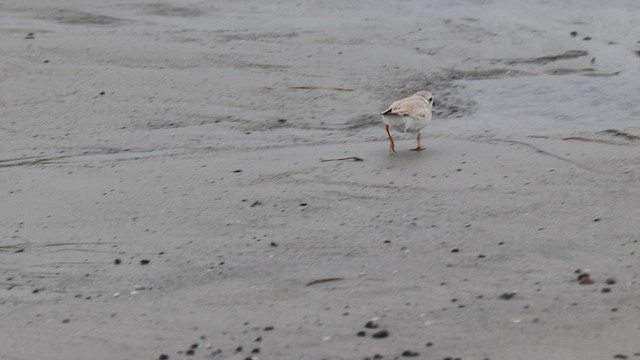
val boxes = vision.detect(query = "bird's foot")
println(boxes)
[409,146,426,152]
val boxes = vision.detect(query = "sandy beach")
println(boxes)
[2,1,640,359]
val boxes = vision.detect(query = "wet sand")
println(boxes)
[2,1,640,359]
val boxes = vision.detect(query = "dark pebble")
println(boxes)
[299,203,308,207]
[251,348,260,354]
[114,258,121,265]
[357,330,367,337]
[426,342,433,347]
[255,337,262,342]
[159,354,169,360]
[570,31,578,37]
[478,254,486,258]
[383,240,391,244]
[99,91,106,96]
[371,330,389,339]
[605,278,616,285]
[44,60,50,63]
[614,355,628,359]
[602,288,611,293]
[583,36,591,41]
[264,326,274,331]
[190,344,198,349]
[499,292,517,300]
[451,248,459,253]
[373,354,383,359]
[577,273,590,281]
[233,169,242,173]
[593,218,601,222]
[277,119,287,124]
[140,259,150,265]
[269,242,278,247]
[235,346,243,353]
[401,350,419,357]
[364,320,379,329]
[185,349,195,356]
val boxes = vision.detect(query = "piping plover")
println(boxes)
[381,91,435,152]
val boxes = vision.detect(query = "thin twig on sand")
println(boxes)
[289,85,354,91]
[320,156,364,162]
[306,277,345,287]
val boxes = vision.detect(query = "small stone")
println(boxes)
[605,278,616,285]
[593,218,601,222]
[356,330,367,337]
[269,242,278,247]
[451,248,459,253]
[114,258,121,265]
[299,203,308,207]
[426,342,433,347]
[62,318,70,323]
[277,119,287,124]
[577,273,590,281]
[235,346,243,353]
[99,91,106,96]
[159,354,169,360]
[140,259,150,265]
[579,277,594,285]
[371,330,389,339]
[570,31,578,37]
[601,287,611,293]
[583,36,591,41]
[190,344,198,349]
[373,355,383,359]
[364,320,379,329]
[251,348,260,354]
[614,355,628,359]
[383,240,391,244]
[263,326,274,331]
[499,292,517,300]
[401,351,419,357]
[255,337,262,342]
[233,169,242,173]
[185,349,195,356]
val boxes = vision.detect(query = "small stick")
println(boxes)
[289,85,354,91]
[320,156,364,162]
[306,277,345,287]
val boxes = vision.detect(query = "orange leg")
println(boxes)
[409,132,426,151]
[385,124,395,152]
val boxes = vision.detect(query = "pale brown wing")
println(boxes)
[382,97,428,118]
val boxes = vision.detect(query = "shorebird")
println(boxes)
[381,91,435,152]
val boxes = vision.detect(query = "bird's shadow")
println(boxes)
[380,147,433,165]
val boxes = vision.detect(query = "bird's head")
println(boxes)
[414,91,435,107]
